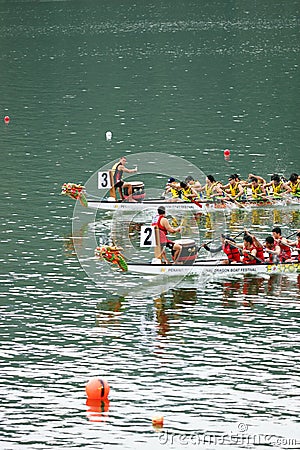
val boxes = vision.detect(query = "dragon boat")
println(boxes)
[126,259,300,277]
[61,181,300,213]
[94,238,300,277]
[86,196,300,213]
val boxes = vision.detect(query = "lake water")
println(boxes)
[0,1,299,449]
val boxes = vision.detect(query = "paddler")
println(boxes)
[243,175,267,201]
[198,175,223,200]
[264,236,281,263]
[244,229,265,262]
[264,174,291,198]
[241,234,259,264]
[165,177,182,202]
[179,181,199,202]
[289,231,300,261]
[287,173,300,198]
[184,175,202,192]
[201,234,241,265]
[221,175,245,202]
[272,227,292,262]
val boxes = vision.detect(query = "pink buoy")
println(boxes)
[4,115,10,124]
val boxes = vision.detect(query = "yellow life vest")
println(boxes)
[170,186,181,198]
[205,182,217,198]
[181,186,193,202]
[229,182,240,197]
[291,181,300,197]
[251,184,264,199]
[272,181,283,196]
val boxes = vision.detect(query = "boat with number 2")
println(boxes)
[127,260,300,277]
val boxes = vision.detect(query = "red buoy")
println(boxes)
[85,377,110,400]
[224,149,230,157]
[4,115,10,124]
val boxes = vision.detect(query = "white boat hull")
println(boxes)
[87,199,205,212]
[87,197,300,213]
[127,260,300,276]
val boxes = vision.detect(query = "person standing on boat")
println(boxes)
[151,206,182,263]
[272,227,292,262]
[111,156,138,200]
[264,236,281,263]
[201,234,241,264]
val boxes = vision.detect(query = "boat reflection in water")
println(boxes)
[96,296,125,328]
[218,273,300,308]
[153,288,198,337]
[220,275,264,308]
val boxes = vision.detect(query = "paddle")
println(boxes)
[200,230,245,249]
[190,197,203,208]
[225,195,245,209]
[287,230,299,239]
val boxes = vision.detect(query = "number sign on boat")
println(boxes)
[140,226,157,247]
[98,171,112,190]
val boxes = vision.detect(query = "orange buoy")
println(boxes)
[224,149,230,157]
[4,115,10,124]
[152,415,164,427]
[85,377,110,400]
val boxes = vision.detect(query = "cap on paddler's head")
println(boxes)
[158,206,166,215]
[168,177,176,183]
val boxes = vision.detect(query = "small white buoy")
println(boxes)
[105,131,112,141]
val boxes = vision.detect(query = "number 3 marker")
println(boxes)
[98,171,112,189]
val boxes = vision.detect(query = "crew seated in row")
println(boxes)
[202,228,300,264]
[164,171,299,203]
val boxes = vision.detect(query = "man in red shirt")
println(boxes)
[151,206,182,263]
[272,227,292,262]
